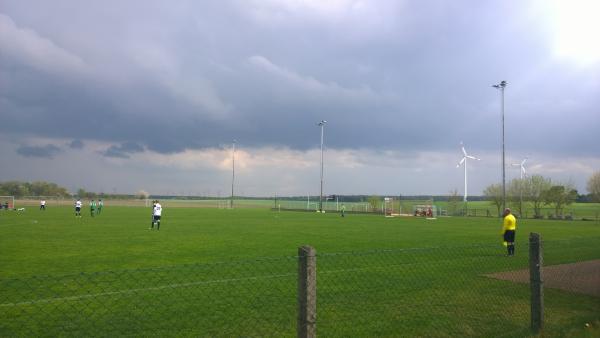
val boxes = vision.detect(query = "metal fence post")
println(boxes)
[529,233,543,333]
[298,246,317,338]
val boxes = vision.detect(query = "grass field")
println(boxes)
[1,206,599,337]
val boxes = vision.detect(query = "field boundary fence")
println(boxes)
[11,197,600,221]
[2,234,599,336]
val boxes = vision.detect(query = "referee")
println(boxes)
[502,208,517,256]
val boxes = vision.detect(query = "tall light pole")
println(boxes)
[317,120,327,213]
[492,80,507,213]
[230,139,236,209]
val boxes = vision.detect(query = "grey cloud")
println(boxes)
[101,142,145,158]
[69,139,84,149]
[0,0,598,160]
[16,144,62,158]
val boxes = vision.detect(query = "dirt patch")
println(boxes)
[486,260,600,297]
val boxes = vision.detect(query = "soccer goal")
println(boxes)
[412,204,438,218]
[384,197,397,217]
[0,196,15,210]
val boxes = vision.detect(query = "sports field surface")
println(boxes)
[1,206,599,337]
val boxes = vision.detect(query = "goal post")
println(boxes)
[384,197,396,217]
[0,196,15,210]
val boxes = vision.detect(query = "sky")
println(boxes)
[1,0,599,197]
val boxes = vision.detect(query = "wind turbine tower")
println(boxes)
[456,142,481,202]
[511,157,528,216]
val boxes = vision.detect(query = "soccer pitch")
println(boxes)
[1,206,599,337]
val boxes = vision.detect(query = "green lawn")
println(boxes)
[1,207,599,337]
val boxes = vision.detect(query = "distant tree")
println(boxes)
[76,188,87,198]
[367,195,381,212]
[0,181,30,197]
[483,184,503,216]
[543,184,578,217]
[508,178,529,217]
[29,181,46,196]
[587,171,600,202]
[447,189,461,215]
[76,188,96,199]
[525,175,552,218]
[136,190,150,200]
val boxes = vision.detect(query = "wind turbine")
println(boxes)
[511,157,528,179]
[456,142,481,202]
[511,157,528,217]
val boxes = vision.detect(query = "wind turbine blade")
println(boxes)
[522,158,528,165]
[511,163,520,167]
[466,155,480,160]
[461,146,467,156]
[457,157,466,167]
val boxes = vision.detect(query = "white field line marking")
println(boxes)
[0,264,406,308]
[0,273,295,307]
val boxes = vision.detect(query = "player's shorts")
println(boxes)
[503,230,516,242]
[75,207,81,212]
[153,215,161,221]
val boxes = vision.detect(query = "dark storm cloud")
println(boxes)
[69,139,84,149]
[16,144,62,158]
[0,1,599,157]
[101,142,145,159]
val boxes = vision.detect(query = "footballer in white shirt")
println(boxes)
[75,199,82,217]
[150,201,162,230]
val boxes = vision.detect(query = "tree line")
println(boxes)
[0,181,136,200]
[0,181,70,198]
[482,171,600,218]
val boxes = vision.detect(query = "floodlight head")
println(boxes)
[317,120,327,126]
[493,81,508,89]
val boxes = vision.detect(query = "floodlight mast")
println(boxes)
[493,80,507,212]
[318,120,327,212]
[230,139,236,209]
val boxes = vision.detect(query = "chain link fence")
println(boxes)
[1,235,598,337]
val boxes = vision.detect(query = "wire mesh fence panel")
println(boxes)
[1,238,598,336]
[0,257,297,337]
[530,237,600,336]
[317,245,535,337]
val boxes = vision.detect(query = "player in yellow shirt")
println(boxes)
[502,208,517,256]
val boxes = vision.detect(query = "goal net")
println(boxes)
[0,196,15,210]
[19,195,67,207]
